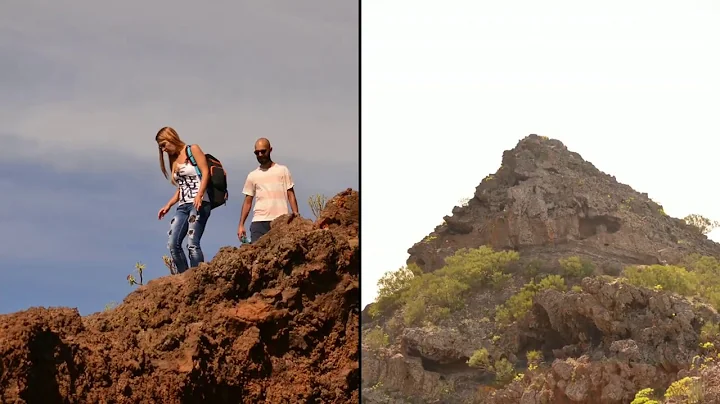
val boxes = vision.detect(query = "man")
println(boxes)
[238,138,300,243]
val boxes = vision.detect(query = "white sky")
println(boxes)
[361,1,720,307]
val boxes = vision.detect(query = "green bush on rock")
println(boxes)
[495,275,566,325]
[370,246,519,327]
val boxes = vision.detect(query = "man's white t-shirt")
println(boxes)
[242,163,294,222]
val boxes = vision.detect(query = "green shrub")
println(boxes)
[403,296,451,326]
[525,259,542,278]
[631,388,660,404]
[403,273,468,311]
[526,350,543,365]
[493,358,515,383]
[364,327,390,349]
[373,246,519,326]
[683,214,720,235]
[127,262,146,286]
[700,321,720,343]
[372,264,423,316]
[559,256,594,278]
[664,376,703,403]
[468,350,516,384]
[623,265,698,296]
[495,275,566,325]
[620,256,720,312]
[467,348,491,369]
[308,193,328,219]
[438,246,518,289]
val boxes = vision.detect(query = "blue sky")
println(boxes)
[0,1,358,315]
[362,0,720,307]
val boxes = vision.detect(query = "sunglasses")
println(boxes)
[254,149,268,156]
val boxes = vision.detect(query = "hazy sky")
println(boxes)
[362,1,720,307]
[0,1,358,315]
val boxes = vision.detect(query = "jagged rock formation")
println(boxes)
[361,135,720,403]
[0,189,359,403]
[407,134,720,274]
[489,277,719,403]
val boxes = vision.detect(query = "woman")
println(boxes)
[155,126,212,274]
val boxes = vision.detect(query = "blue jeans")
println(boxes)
[250,221,272,243]
[167,201,212,273]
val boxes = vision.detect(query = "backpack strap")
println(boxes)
[186,145,201,177]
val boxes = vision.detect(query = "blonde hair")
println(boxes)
[155,126,186,186]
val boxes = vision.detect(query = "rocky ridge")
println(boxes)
[361,135,720,403]
[407,134,720,274]
[0,189,359,404]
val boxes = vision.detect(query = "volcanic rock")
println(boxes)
[0,189,359,403]
[362,135,720,403]
[407,134,720,274]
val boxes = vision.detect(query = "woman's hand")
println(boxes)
[158,205,171,220]
[193,194,203,211]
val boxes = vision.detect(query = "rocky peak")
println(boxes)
[408,134,720,274]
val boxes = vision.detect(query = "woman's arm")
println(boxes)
[165,188,180,208]
[191,144,211,197]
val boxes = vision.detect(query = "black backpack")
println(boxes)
[186,145,228,209]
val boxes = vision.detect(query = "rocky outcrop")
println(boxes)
[362,134,720,403]
[517,277,715,366]
[407,134,720,273]
[0,190,359,403]
[487,277,719,403]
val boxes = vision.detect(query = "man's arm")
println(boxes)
[287,187,299,215]
[240,195,253,228]
[284,166,299,215]
[239,175,255,228]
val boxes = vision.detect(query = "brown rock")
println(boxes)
[0,189,360,403]
[407,134,720,273]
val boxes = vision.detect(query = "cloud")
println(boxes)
[0,0,358,168]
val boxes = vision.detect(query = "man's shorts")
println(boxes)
[250,221,272,243]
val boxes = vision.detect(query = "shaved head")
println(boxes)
[255,138,271,149]
[254,137,273,167]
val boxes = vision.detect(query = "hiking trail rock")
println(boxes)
[0,189,359,404]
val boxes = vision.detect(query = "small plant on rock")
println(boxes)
[467,348,491,369]
[163,255,177,275]
[684,213,720,235]
[526,350,543,370]
[371,246,518,327]
[370,264,422,318]
[664,376,703,403]
[495,275,566,325]
[308,193,328,219]
[493,358,515,384]
[127,262,146,286]
[559,256,594,278]
[630,388,660,404]
[364,326,390,349]
[623,264,698,296]
[700,321,720,343]
[467,349,516,384]
[440,246,518,290]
